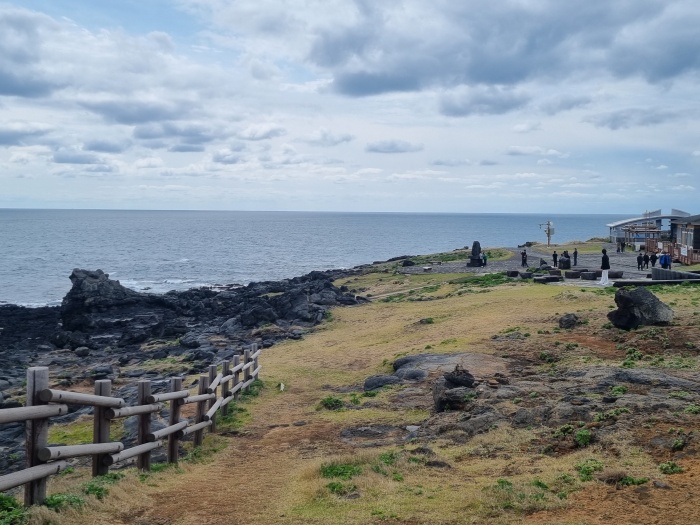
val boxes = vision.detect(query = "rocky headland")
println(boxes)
[0,267,366,472]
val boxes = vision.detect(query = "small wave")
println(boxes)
[14,300,62,308]
[163,278,196,284]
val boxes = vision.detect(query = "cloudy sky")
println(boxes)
[1,0,699,213]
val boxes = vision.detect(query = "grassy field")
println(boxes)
[11,267,700,525]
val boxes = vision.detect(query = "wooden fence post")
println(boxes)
[232,355,241,401]
[167,377,182,465]
[92,379,111,477]
[25,367,49,506]
[252,343,260,379]
[194,375,208,448]
[207,365,217,433]
[243,348,252,388]
[137,380,151,471]
[221,361,231,417]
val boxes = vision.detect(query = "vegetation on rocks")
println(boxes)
[4,248,700,525]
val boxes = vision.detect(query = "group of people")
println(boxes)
[520,245,673,286]
[636,250,672,270]
[552,249,578,269]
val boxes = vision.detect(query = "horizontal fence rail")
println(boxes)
[0,344,262,506]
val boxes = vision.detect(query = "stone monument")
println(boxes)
[467,241,483,267]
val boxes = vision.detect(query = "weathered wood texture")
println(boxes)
[0,345,262,506]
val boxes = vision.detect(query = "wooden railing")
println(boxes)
[0,344,261,506]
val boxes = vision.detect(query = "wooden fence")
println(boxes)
[0,344,261,506]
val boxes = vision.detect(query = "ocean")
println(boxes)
[0,210,626,306]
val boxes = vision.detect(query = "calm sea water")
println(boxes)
[0,210,626,306]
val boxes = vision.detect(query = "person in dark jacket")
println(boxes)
[521,250,527,267]
[599,248,610,285]
[643,252,650,269]
[636,252,644,270]
[650,252,658,267]
[552,251,558,268]
[573,248,578,266]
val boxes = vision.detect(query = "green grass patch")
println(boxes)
[43,493,85,511]
[320,462,362,480]
[575,458,604,481]
[82,472,125,500]
[659,461,683,474]
[0,493,27,525]
[319,396,344,410]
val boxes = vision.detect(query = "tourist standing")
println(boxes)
[643,252,650,269]
[482,252,488,266]
[552,251,558,268]
[573,248,578,266]
[660,252,670,269]
[521,250,528,267]
[650,252,658,267]
[599,248,610,285]
[636,252,644,270]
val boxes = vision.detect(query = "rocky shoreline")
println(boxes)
[0,267,368,473]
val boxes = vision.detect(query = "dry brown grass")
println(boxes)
[27,273,700,525]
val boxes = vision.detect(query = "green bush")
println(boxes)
[610,385,628,396]
[618,476,649,486]
[574,429,593,447]
[326,481,357,496]
[82,472,125,500]
[659,461,683,475]
[43,493,85,511]
[0,494,27,525]
[319,396,344,410]
[320,462,362,480]
[575,458,604,481]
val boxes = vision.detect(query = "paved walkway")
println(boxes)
[399,244,657,285]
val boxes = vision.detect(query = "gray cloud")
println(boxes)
[133,122,218,144]
[0,121,52,145]
[301,1,685,98]
[53,150,102,164]
[540,96,592,115]
[168,144,206,153]
[440,87,530,117]
[0,8,63,97]
[83,140,130,153]
[80,99,193,125]
[585,108,681,129]
[365,140,423,153]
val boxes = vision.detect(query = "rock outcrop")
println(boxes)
[607,287,673,330]
[0,267,366,473]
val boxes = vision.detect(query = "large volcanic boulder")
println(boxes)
[61,269,144,331]
[607,287,673,330]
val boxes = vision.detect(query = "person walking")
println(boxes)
[660,251,670,269]
[650,252,658,267]
[637,252,644,270]
[552,251,558,268]
[521,250,528,268]
[643,252,650,269]
[599,248,610,285]
[573,248,578,266]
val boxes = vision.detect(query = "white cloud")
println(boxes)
[365,140,423,153]
[1,2,699,213]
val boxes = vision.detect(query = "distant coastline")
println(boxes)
[0,210,626,306]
